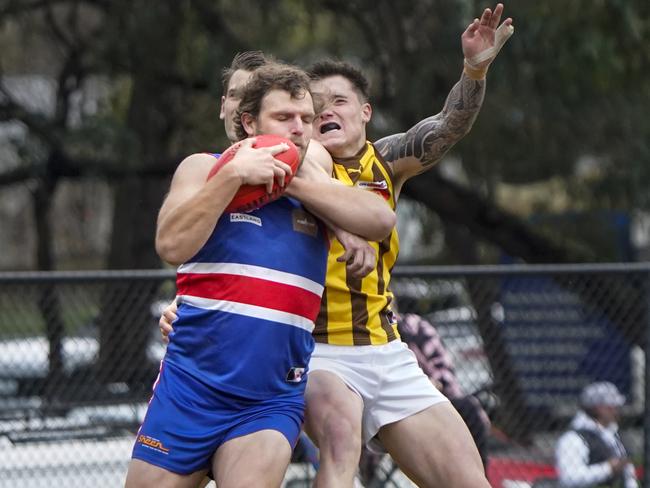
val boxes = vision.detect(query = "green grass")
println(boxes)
[0,278,177,338]
[0,286,101,337]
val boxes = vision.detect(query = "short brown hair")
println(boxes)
[221,51,270,93]
[308,59,370,102]
[233,63,312,141]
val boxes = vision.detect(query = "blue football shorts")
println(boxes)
[131,360,305,474]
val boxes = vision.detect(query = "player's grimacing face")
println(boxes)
[311,75,371,158]
[220,69,254,142]
[253,89,315,162]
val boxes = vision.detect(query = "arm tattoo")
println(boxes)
[376,73,486,170]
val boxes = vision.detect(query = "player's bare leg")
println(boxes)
[211,429,292,488]
[305,370,364,488]
[124,459,208,488]
[378,402,490,488]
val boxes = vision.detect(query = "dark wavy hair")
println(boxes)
[221,51,270,93]
[233,63,312,141]
[307,59,370,102]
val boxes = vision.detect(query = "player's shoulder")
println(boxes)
[180,151,219,165]
[373,133,404,164]
[177,152,219,172]
[172,152,219,183]
[374,133,425,185]
[306,139,333,171]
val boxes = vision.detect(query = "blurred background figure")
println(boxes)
[555,381,638,488]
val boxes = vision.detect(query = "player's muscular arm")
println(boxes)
[379,3,513,190]
[288,140,396,241]
[287,173,395,242]
[295,142,378,278]
[155,153,242,266]
[157,140,293,265]
[375,73,485,182]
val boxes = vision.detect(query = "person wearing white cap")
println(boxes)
[554,381,638,488]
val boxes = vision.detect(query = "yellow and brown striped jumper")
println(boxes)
[313,141,400,346]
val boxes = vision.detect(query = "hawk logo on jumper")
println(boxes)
[286,367,306,383]
[292,209,318,237]
[357,181,388,191]
[230,213,262,226]
[137,434,170,454]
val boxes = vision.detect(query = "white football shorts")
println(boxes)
[309,339,448,452]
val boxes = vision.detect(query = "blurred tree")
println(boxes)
[1,0,221,390]
[0,0,108,397]
[310,0,650,233]
[1,0,648,436]
[4,0,647,270]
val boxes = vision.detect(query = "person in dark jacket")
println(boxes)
[555,381,638,488]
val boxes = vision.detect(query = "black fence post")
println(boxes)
[645,270,650,488]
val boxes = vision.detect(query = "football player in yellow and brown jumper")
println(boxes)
[304,4,513,487]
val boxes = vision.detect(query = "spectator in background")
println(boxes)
[555,381,638,488]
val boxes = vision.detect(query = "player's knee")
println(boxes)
[319,415,362,462]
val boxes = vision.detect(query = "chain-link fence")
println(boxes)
[0,264,648,487]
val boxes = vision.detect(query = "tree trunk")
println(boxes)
[97,3,182,389]
[32,176,65,401]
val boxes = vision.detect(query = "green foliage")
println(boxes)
[472,0,650,206]
[1,0,648,268]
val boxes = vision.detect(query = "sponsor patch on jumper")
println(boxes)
[230,213,262,226]
[286,367,306,383]
[292,209,318,237]
[357,180,388,191]
[357,180,390,200]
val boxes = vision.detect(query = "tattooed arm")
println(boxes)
[374,73,485,187]
[376,3,513,195]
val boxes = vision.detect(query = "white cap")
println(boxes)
[580,381,625,408]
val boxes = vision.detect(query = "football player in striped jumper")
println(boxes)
[126,63,395,488]
[304,4,513,487]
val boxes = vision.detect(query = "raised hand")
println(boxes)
[462,3,514,70]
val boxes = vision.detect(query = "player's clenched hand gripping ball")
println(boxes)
[207,134,300,213]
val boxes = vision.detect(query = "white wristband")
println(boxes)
[466,23,514,68]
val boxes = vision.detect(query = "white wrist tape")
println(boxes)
[465,23,514,68]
